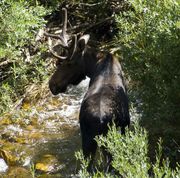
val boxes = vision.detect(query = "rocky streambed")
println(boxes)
[0,78,90,178]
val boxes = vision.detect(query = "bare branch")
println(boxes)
[78,2,104,7]
[0,60,12,67]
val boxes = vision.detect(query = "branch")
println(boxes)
[84,16,114,32]
[0,60,12,67]
[68,16,115,34]
[78,2,104,7]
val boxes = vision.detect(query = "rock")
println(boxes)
[35,154,58,173]
[0,149,18,166]
[35,163,50,172]
[7,167,30,177]
[0,117,12,125]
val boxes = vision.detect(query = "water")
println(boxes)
[0,158,8,173]
[0,78,90,177]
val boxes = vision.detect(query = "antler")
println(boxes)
[61,8,68,47]
[44,8,77,60]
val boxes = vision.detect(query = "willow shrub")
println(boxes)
[76,123,180,178]
[115,0,180,119]
[0,0,48,114]
[0,0,47,59]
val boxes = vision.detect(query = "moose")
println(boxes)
[46,8,130,171]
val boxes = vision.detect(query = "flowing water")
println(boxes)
[0,78,90,177]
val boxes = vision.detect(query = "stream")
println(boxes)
[0,78,90,177]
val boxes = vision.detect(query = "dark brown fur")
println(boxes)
[49,35,130,170]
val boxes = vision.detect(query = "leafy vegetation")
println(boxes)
[115,0,180,120]
[76,123,180,178]
[0,0,47,59]
[114,0,180,171]
[0,0,48,114]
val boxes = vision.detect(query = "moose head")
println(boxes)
[46,8,91,95]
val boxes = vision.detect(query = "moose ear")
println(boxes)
[77,34,90,52]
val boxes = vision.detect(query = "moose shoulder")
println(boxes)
[47,8,130,170]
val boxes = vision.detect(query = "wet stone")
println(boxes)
[0,117,12,125]
[35,154,59,173]
[0,149,18,166]
[6,166,30,177]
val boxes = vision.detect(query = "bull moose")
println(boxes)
[46,8,130,171]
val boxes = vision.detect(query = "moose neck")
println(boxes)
[82,50,126,91]
[83,50,121,79]
[82,48,98,78]
[94,53,115,77]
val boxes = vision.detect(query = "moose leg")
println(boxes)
[81,133,97,172]
[101,147,112,173]
[121,126,125,135]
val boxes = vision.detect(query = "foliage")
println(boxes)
[76,123,180,177]
[30,0,63,9]
[0,0,48,114]
[0,0,47,59]
[0,83,15,113]
[115,0,180,119]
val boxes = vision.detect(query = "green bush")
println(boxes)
[0,0,47,59]
[76,123,180,177]
[0,0,48,114]
[115,0,180,119]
